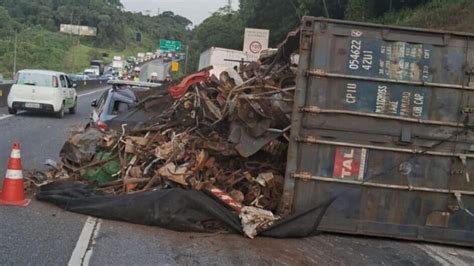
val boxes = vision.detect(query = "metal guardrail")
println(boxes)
[0,79,109,108]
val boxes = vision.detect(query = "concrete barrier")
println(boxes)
[0,83,12,108]
[75,79,109,91]
[0,79,108,108]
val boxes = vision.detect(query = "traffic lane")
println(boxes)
[140,59,170,81]
[0,87,108,175]
[0,87,106,264]
[415,243,474,265]
[0,201,88,265]
[90,219,474,265]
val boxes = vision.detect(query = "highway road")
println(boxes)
[139,58,171,81]
[0,70,472,264]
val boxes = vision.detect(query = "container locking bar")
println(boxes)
[292,173,474,196]
[307,69,474,91]
[301,106,468,128]
[297,136,474,159]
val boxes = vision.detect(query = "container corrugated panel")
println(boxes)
[282,17,474,246]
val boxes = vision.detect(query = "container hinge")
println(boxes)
[454,192,474,217]
[300,31,313,51]
[462,107,474,114]
[400,127,412,143]
[468,67,474,88]
[458,155,470,183]
[450,169,464,175]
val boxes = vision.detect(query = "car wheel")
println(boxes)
[56,105,65,118]
[69,99,77,114]
[8,108,17,115]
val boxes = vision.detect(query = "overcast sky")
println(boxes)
[120,0,238,26]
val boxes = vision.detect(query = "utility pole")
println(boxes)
[70,11,74,73]
[184,45,189,74]
[13,31,17,78]
[226,0,233,12]
[70,11,74,40]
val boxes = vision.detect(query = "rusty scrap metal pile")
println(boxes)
[52,52,297,223]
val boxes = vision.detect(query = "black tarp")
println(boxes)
[36,181,333,238]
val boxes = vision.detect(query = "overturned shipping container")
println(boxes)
[282,17,474,246]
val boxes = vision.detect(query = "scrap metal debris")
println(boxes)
[240,206,279,239]
[44,41,298,238]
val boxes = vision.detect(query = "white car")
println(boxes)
[7,69,78,118]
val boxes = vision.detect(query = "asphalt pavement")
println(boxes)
[0,82,473,264]
[0,86,106,265]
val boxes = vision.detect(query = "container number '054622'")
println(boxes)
[348,39,373,71]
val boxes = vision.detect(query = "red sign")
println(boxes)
[249,41,263,54]
[333,147,367,180]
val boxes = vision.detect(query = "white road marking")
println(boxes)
[78,87,109,98]
[68,217,102,266]
[416,244,470,266]
[0,114,13,120]
[82,217,102,266]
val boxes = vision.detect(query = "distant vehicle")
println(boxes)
[7,69,78,118]
[104,64,114,74]
[137,53,145,63]
[155,49,163,57]
[113,55,122,61]
[89,80,162,130]
[90,60,105,75]
[84,68,99,77]
[126,56,136,64]
[112,58,124,76]
[100,73,114,80]
[199,47,249,77]
[70,74,90,82]
[145,52,153,61]
[90,65,101,74]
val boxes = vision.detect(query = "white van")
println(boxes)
[7,69,78,118]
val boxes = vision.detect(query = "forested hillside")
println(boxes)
[0,0,191,77]
[0,0,472,77]
[188,0,473,72]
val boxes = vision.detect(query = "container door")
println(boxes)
[282,17,474,246]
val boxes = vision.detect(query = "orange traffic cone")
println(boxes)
[0,143,30,207]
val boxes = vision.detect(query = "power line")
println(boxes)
[322,0,330,18]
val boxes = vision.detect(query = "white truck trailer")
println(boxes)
[198,47,248,77]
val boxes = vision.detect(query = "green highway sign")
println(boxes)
[159,39,182,52]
